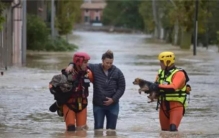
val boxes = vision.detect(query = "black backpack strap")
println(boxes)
[177,68,190,83]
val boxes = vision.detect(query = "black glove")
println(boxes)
[49,102,58,112]
[149,83,159,92]
[49,101,62,112]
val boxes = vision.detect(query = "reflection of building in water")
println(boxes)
[81,0,106,25]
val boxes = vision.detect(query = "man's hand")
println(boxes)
[103,97,114,106]
[65,64,74,73]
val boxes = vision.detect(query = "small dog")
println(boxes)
[133,78,158,103]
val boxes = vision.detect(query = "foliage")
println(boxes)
[27,14,50,50]
[45,36,77,51]
[170,0,209,33]
[102,0,144,30]
[203,1,219,45]
[159,1,173,29]
[139,0,212,48]
[0,2,9,30]
[139,1,153,33]
[139,1,173,33]
[27,14,77,51]
[56,0,82,35]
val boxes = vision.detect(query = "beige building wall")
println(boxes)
[12,0,22,65]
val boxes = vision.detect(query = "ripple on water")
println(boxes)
[0,31,219,137]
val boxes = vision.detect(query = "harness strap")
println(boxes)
[159,92,187,115]
[156,94,169,118]
[156,98,160,110]
[66,98,88,113]
[156,67,190,116]
[158,94,186,117]
[164,101,170,118]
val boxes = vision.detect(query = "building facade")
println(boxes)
[81,0,106,24]
[0,0,23,69]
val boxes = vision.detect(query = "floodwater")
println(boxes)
[0,31,219,138]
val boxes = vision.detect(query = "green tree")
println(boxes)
[102,0,144,30]
[56,0,82,35]
[170,0,209,49]
[27,14,77,51]
[0,2,8,30]
[139,1,173,40]
[203,1,219,45]
[139,0,210,49]
[27,14,49,50]
[139,1,153,33]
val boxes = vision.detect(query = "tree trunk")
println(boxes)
[168,28,173,43]
[163,28,168,41]
[157,2,163,39]
[164,28,172,43]
[177,27,181,46]
[203,31,209,48]
[180,30,192,49]
[173,20,179,45]
[152,0,160,39]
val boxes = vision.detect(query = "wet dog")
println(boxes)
[133,78,158,103]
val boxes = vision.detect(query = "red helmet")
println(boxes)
[73,52,90,66]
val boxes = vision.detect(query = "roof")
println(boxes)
[81,2,107,9]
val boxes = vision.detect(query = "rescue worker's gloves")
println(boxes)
[149,83,159,92]
[49,101,62,112]
[49,102,64,117]
[49,102,58,112]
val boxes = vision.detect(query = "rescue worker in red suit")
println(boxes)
[146,51,191,131]
[49,52,93,131]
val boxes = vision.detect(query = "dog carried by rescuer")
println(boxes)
[133,78,158,103]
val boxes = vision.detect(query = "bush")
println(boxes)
[27,14,78,51]
[45,36,78,51]
[27,14,49,50]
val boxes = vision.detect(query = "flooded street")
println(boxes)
[0,31,219,138]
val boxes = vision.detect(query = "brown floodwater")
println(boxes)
[0,31,219,138]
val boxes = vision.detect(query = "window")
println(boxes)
[85,9,89,12]
[96,9,99,12]
[84,16,88,22]
[84,16,89,22]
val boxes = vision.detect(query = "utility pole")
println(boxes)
[51,0,55,38]
[193,0,199,56]
[22,0,27,65]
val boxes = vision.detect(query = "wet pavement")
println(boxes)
[0,31,219,138]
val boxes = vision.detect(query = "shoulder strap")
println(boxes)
[177,68,190,83]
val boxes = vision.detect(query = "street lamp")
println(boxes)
[193,0,199,56]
